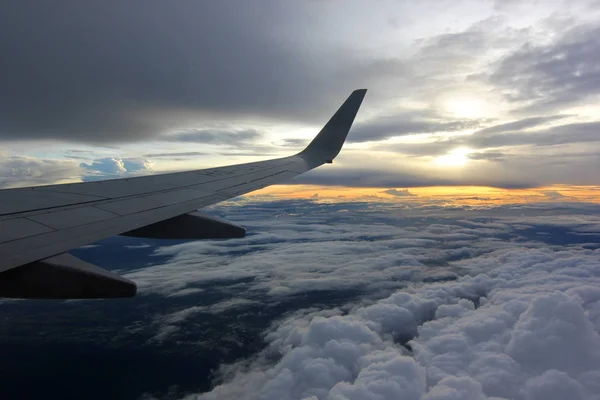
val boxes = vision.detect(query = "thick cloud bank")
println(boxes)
[134,201,600,400]
[191,247,600,400]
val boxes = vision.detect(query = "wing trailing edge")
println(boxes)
[122,211,246,240]
[0,253,136,299]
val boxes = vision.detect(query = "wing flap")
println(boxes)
[0,253,136,299]
[0,189,106,216]
[122,211,246,240]
[0,218,55,241]
[95,196,164,216]
[144,188,211,206]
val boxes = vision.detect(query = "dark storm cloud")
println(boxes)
[482,23,600,112]
[0,1,368,143]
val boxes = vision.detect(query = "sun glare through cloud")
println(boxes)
[440,95,491,119]
[434,147,472,167]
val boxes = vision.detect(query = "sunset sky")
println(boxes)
[2,0,600,203]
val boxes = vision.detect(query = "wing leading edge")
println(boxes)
[0,89,367,299]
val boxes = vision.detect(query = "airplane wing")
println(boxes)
[0,89,367,299]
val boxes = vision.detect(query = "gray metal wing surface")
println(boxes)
[0,89,367,299]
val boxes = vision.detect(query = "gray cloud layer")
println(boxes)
[167,129,262,145]
[376,118,600,161]
[0,1,369,143]
[2,1,600,190]
[483,23,600,113]
[0,156,81,188]
[473,115,569,135]
[349,113,482,143]
[293,167,537,189]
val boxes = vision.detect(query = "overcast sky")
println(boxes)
[1,0,600,191]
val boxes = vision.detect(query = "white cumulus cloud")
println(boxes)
[160,203,600,400]
[128,200,600,399]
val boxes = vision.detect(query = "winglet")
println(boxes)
[299,89,367,163]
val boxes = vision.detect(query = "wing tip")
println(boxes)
[299,89,367,162]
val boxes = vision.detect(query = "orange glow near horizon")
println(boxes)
[247,184,600,205]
